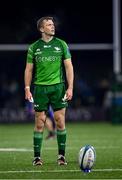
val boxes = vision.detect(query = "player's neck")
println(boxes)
[41,34,54,43]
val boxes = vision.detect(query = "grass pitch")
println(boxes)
[0,121,122,179]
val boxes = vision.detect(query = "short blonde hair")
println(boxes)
[37,16,54,31]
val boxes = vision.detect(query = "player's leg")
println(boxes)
[32,85,48,165]
[33,111,46,165]
[48,105,56,130]
[54,108,67,165]
[50,83,68,165]
[45,117,55,140]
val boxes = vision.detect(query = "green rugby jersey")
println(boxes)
[26,37,71,85]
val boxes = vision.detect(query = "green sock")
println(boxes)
[57,129,66,156]
[33,131,43,158]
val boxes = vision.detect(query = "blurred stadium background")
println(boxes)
[0,0,122,179]
[0,0,121,124]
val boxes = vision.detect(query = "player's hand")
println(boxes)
[25,89,33,102]
[65,88,73,101]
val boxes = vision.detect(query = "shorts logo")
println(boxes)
[62,98,67,105]
[34,104,39,107]
[62,102,67,105]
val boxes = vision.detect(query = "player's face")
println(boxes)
[41,20,55,36]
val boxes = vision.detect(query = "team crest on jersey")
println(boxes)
[54,47,61,51]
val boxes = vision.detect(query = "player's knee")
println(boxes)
[35,120,44,130]
[56,122,65,130]
[35,114,46,131]
[55,114,65,130]
[55,113,62,122]
[35,122,45,131]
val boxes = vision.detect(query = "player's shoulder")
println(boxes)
[55,37,69,49]
[55,37,67,44]
[28,39,40,51]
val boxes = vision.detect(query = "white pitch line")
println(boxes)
[0,148,33,152]
[0,146,120,152]
[0,169,122,173]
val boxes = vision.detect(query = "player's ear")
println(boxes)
[40,27,44,33]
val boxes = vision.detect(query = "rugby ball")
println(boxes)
[78,145,96,172]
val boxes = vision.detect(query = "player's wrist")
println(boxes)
[68,86,73,90]
[25,86,30,90]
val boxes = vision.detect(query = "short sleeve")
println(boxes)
[26,44,34,63]
[61,41,71,60]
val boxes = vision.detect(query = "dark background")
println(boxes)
[0,0,113,43]
[0,0,121,121]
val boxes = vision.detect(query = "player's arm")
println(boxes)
[24,63,33,101]
[64,59,74,100]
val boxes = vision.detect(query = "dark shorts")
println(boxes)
[33,83,68,112]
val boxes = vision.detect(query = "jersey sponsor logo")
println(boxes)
[35,56,61,62]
